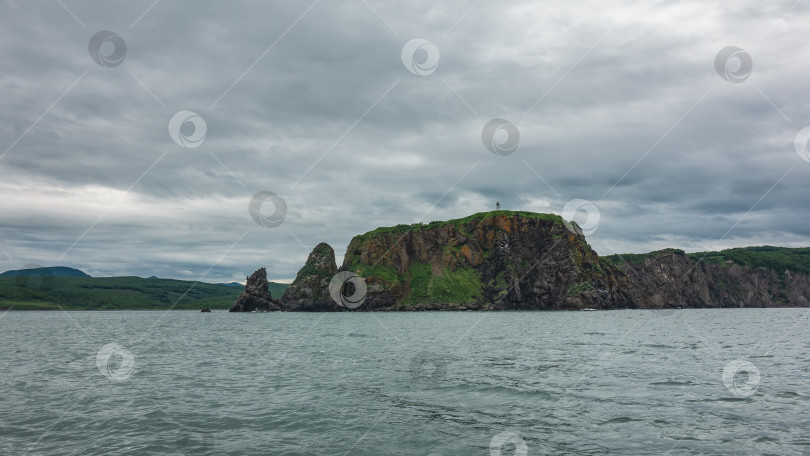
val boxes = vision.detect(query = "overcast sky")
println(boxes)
[1,0,809,283]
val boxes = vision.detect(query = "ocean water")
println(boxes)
[2,309,810,456]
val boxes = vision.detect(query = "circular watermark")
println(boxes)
[88,30,127,68]
[329,271,367,309]
[168,111,207,148]
[176,428,215,456]
[401,38,440,76]
[96,343,135,382]
[489,431,528,456]
[14,263,54,291]
[722,359,760,397]
[409,351,449,384]
[794,126,810,162]
[561,199,600,236]
[481,118,520,156]
[714,46,752,83]
[249,191,287,228]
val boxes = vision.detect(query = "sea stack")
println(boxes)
[279,243,340,311]
[229,267,280,312]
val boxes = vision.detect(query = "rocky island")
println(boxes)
[233,211,810,311]
[229,267,281,312]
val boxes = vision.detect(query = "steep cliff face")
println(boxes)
[611,249,810,308]
[279,243,340,311]
[229,267,280,312]
[341,211,625,310]
[272,211,810,311]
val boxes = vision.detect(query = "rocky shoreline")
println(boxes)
[232,211,810,312]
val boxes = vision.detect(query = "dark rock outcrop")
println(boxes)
[279,243,340,311]
[338,212,624,310]
[229,267,280,312]
[611,249,810,309]
[265,211,810,311]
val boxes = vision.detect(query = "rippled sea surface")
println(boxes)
[2,309,810,455]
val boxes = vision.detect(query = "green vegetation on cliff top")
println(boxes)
[346,212,810,292]
[603,248,686,266]
[687,246,810,275]
[354,210,564,241]
[604,246,810,275]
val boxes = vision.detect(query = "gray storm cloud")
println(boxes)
[0,0,808,282]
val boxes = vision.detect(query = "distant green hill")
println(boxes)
[0,266,90,278]
[0,276,289,311]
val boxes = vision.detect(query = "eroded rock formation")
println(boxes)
[243,211,810,311]
[611,249,810,309]
[229,267,280,312]
[279,243,339,311]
